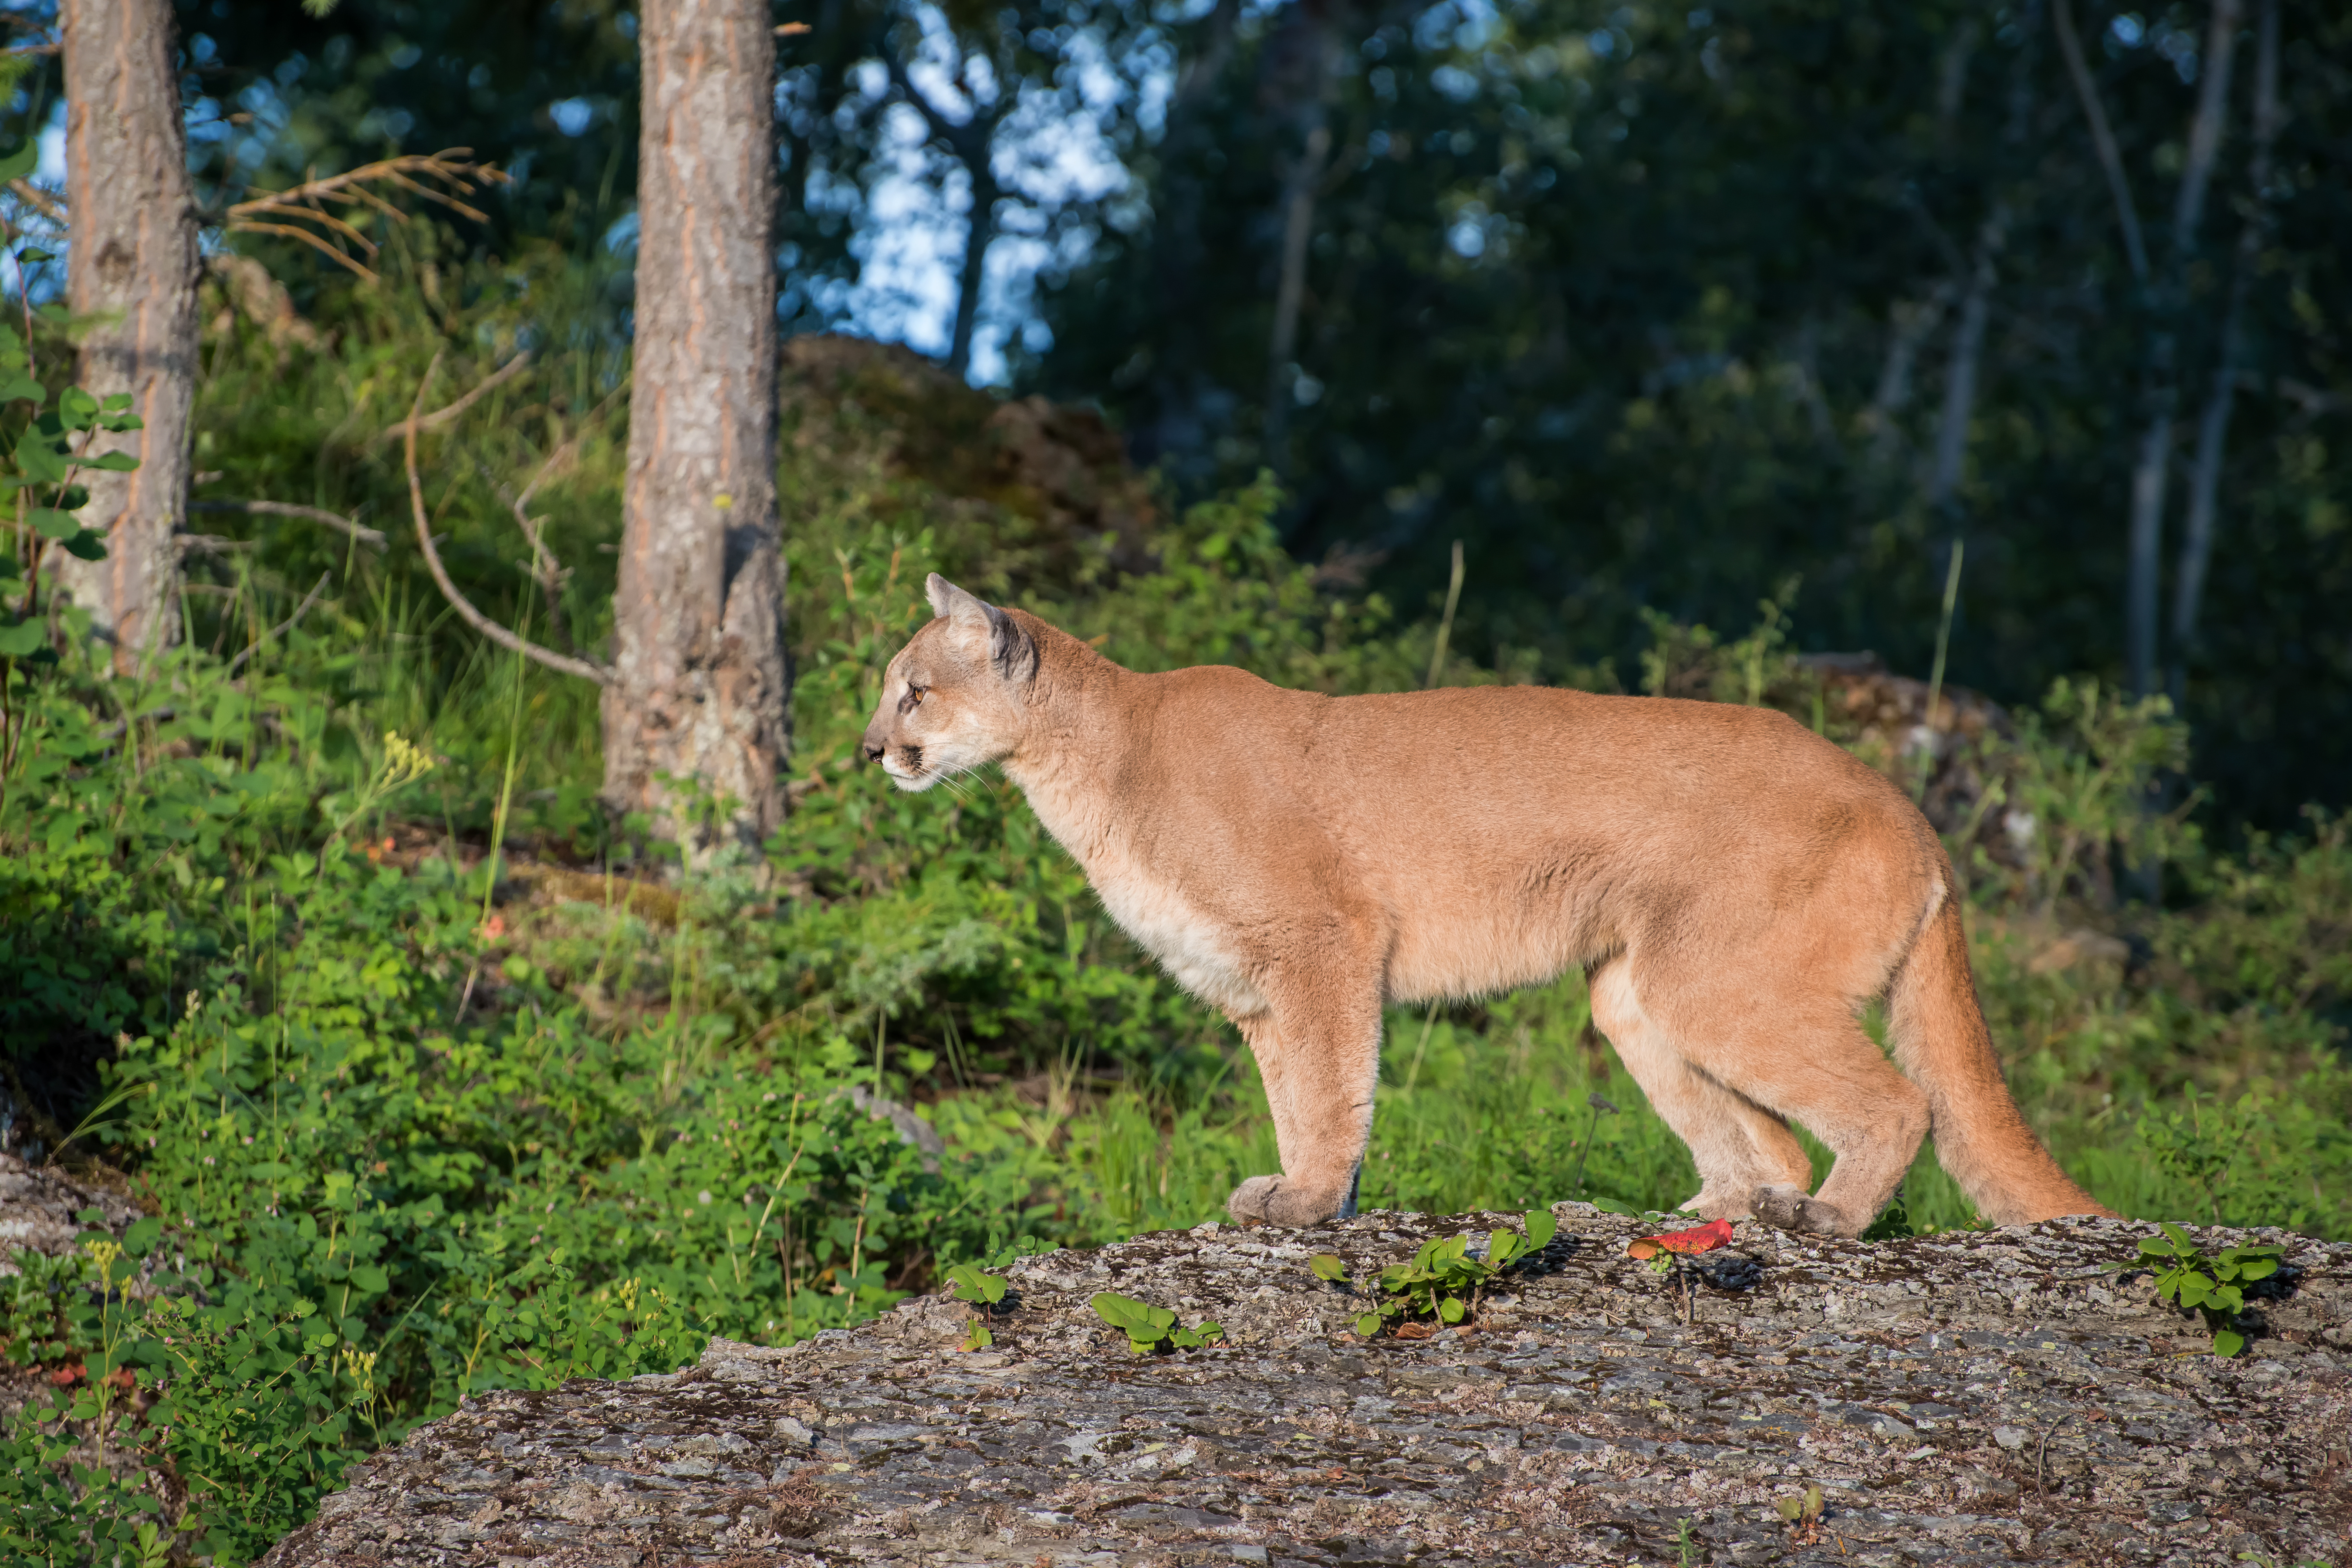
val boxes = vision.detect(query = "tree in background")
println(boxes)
[55,0,199,671]
[1026,0,2352,834]
[602,0,790,851]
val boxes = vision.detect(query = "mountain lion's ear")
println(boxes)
[927,573,992,625]
[926,573,1037,685]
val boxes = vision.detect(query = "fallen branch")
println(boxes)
[403,355,614,687]
[373,350,531,445]
[227,571,334,675]
[188,498,387,550]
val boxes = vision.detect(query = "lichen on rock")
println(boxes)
[262,1205,2350,1566]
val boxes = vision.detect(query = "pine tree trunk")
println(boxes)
[603,0,789,855]
[57,0,198,673]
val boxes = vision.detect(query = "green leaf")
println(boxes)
[0,371,41,405]
[1523,1209,1558,1251]
[1353,1311,1382,1338]
[124,1217,164,1255]
[62,528,106,561]
[2175,1273,2213,1308]
[87,450,141,472]
[100,392,133,412]
[1309,1253,1347,1283]
[348,1265,389,1294]
[15,246,55,264]
[1193,1320,1223,1344]
[959,1319,993,1352]
[2159,1222,2196,1253]
[15,427,68,483]
[0,143,35,183]
[2210,1328,2245,1357]
[1775,1496,1803,1522]
[0,618,45,656]
[1437,1295,1465,1324]
[27,507,77,540]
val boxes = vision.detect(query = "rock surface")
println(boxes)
[263,1206,2352,1567]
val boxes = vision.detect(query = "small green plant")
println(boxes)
[1354,1210,1557,1337]
[1676,1514,1700,1566]
[2117,1223,2284,1357]
[946,1262,1010,1350]
[1775,1483,1824,1538]
[1087,1291,1226,1355]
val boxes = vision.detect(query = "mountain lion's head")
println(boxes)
[860,574,1041,791]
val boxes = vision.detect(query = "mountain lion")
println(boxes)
[862,575,2112,1235]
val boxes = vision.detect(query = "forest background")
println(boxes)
[0,0,2348,1563]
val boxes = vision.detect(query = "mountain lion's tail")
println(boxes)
[1887,895,2114,1223]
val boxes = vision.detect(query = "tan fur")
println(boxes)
[862,576,2115,1236]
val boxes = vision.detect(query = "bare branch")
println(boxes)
[189,498,388,549]
[372,350,533,444]
[403,355,614,687]
[222,153,506,280]
[225,220,381,280]
[7,179,63,223]
[227,571,334,675]
[2051,0,2150,284]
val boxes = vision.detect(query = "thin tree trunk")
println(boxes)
[1135,0,1240,464]
[2056,0,2240,700]
[1262,121,1329,469]
[1863,283,1954,475]
[604,0,789,854]
[1261,0,1339,473]
[945,133,997,380]
[1926,205,2005,517]
[1919,0,2036,519]
[2171,0,2279,708]
[57,0,199,674]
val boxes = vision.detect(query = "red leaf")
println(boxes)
[1627,1219,1736,1260]
[47,1361,84,1386]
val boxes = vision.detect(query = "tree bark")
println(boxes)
[604,0,789,855]
[2170,0,2279,708]
[57,0,199,674]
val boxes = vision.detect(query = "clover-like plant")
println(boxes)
[1088,1291,1225,1355]
[2118,1222,2284,1357]
[1352,1209,1557,1338]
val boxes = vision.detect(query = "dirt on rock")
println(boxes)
[261,1206,2352,1567]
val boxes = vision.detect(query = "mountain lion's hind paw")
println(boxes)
[1227,1175,1339,1228]
[1750,1183,1848,1235]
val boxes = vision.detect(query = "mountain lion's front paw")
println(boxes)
[1750,1183,1851,1236]
[1227,1175,1342,1228]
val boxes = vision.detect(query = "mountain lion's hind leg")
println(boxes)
[1646,970,1930,1239]
[1227,981,1382,1229]
[1588,958,1814,1219]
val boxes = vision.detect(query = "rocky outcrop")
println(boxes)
[263,1206,2350,1566]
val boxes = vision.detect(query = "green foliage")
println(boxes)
[1775,1484,1825,1527]
[1353,1210,1556,1338]
[1085,1291,1224,1355]
[2119,1223,2285,1359]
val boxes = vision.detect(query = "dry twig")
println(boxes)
[224,150,507,282]
[188,498,387,550]
[402,355,614,687]
[227,571,335,675]
[372,350,531,444]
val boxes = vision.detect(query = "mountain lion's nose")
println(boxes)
[862,739,886,764]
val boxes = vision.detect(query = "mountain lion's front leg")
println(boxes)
[1227,983,1382,1228]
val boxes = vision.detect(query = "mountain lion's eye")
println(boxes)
[899,684,927,713]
